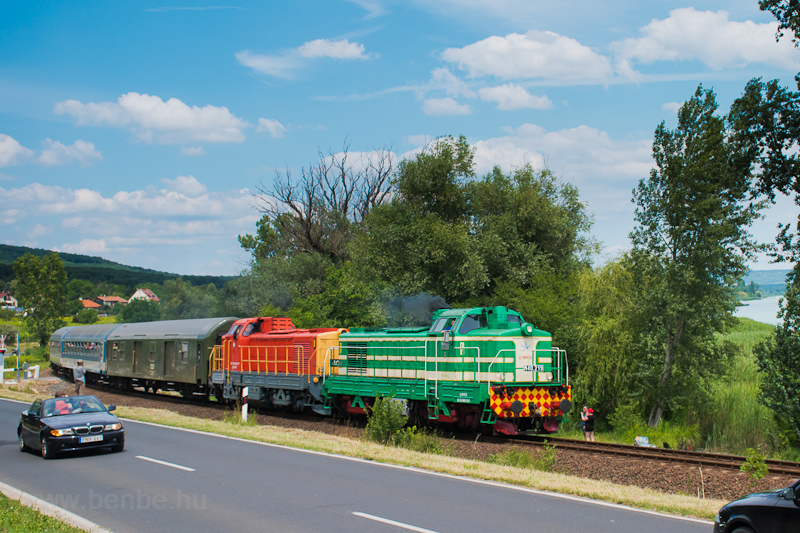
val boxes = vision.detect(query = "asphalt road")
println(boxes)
[1,398,714,533]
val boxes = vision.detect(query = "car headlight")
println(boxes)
[50,428,74,436]
[104,423,122,431]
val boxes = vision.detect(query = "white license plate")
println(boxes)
[79,435,103,443]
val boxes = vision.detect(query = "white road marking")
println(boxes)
[353,512,439,533]
[135,455,195,471]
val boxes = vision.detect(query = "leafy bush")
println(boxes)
[73,309,99,324]
[395,425,442,454]
[488,449,534,468]
[740,447,769,487]
[0,308,15,320]
[365,396,407,445]
[532,441,558,471]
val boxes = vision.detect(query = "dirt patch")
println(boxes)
[22,375,797,502]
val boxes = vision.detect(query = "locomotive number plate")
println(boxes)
[523,365,544,372]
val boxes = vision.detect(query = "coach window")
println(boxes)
[458,314,486,335]
[149,342,157,362]
[180,342,189,363]
[119,342,125,361]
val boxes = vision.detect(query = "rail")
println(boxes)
[504,436,800,477]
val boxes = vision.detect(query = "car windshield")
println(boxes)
[41,396,107,417]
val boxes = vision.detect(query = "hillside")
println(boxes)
[742,268,790,296]
[0,244,234,288]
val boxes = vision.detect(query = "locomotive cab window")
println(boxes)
[242,323,256,337]
[507,315,522,325]
[429,317,456,334]
[458,314,487,335]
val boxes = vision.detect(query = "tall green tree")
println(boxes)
[630,86,763,427]
[728,3,800,441]
[354,136,593,303]
[12,253,68,346]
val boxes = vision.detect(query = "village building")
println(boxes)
[0,292,18,309]
[95,295,128,308]
[128,288,160,303]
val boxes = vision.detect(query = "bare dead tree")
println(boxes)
[254,141,395,262]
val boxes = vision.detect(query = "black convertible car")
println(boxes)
[713,477,800,532]
[18,395,125,459]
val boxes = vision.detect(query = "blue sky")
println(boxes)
[1,1,798,276]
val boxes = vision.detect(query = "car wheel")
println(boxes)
[19,434,30,453]
[41,437,55,459]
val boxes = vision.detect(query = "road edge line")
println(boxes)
[0,479,113,533]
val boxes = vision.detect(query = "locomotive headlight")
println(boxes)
[104,423,122,431]
[50,428,74,436]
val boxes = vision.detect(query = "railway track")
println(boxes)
[495,435,800,476]
[51,377,800,478]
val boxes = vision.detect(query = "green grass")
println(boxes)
[0,493,85,533]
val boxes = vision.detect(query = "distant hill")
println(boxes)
[0,244,235,289]
[743,269,790,296]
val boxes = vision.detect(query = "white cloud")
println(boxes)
[661,101,682,114]
[422,97,472,116]
[442,30,613,83]
[237,38,373,78]
[38,139,102,167]
[181,147,206,156]
[58,238,109,255]
[0,134,35,167]
[612,8,800,78]
[27,223,50,239]
[346,0,386,19]
[297,39,369,59]
[471,123,652,180]
[256,118,288,138]
[478,83,553,110]
[429,68,477,99]
[54,92,250,144]
[160,175,208,197]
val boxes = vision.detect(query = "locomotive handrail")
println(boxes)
[237,344,312,375]
[487,349,513,394]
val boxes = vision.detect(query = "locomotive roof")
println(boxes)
[107,317,238,340]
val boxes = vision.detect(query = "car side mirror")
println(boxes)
[783,487,796,500]
[107,405,116,412]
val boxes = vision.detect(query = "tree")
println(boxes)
[630,86,763,427]
[242,143,394,263]
[353,136,594,303]
[117,299,161,323]
[759,0,800,46]
[13,253,68,346]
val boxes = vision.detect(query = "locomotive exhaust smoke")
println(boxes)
[386,293,451,327]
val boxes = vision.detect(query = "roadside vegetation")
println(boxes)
[0,492,85,533]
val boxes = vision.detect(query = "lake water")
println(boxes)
[734,295,783,325]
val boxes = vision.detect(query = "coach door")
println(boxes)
[133,341,145,374]
[164,341,177,377]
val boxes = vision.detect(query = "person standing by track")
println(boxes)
[73,360,85,395]
[582,407,596,442]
